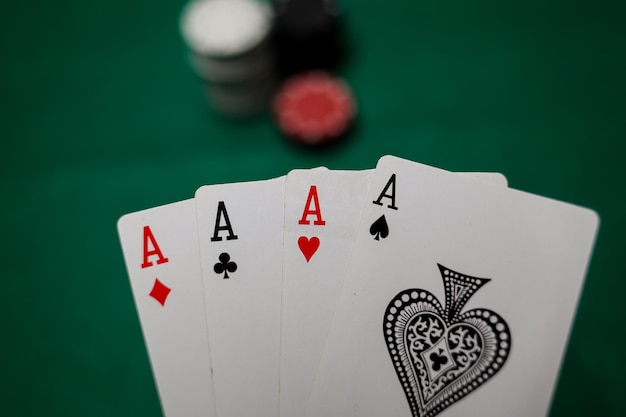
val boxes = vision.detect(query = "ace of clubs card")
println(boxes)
[117,199,216,417]
[195,177,285,417]
[306,156,599,417]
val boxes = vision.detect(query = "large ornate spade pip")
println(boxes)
[383,264,511,417]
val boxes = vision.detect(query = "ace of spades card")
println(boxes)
[117,199,216,417]
[306,156,599,417]
[195,177,285,417]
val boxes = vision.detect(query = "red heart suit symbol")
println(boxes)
[298,236,320,262]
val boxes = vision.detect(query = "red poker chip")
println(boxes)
[273,72,355,145]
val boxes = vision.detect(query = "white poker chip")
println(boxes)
[205,77,274,116]
[188,40,274,81]
[181,0,273,58]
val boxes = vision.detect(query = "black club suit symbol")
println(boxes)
[429,350,449,371]
[214,252,237,279]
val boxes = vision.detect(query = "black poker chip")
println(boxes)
[273,0,345,76]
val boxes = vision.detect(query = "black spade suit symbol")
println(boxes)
[370,215,389,241]
[383,264,511,417]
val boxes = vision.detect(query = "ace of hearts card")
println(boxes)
[280,168,508,417]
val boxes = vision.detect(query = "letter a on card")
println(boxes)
[297,185,326,262]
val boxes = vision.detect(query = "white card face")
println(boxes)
[195,177,285,417]
[280,168,373,417]
[462,172,507,187]
[117,199,216,417]
[281,168,508,417]
[306,156,599,417]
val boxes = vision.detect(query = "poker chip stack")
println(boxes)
[271,0,355,145]
[180,0,276,116]
[179,0,356,144]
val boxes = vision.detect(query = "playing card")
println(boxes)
[117,199,216,417]
[280,168,372,417]
[281,168,508,417]
[462,172,507,187]
[195,177,285,417]
[306,156,599,417]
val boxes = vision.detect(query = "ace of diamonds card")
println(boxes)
[117,199,216,417]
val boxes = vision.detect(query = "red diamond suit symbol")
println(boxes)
[149,278,171,306]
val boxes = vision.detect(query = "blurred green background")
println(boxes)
[1,0,624,415]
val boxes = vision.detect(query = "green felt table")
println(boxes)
[2,0,625,415]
